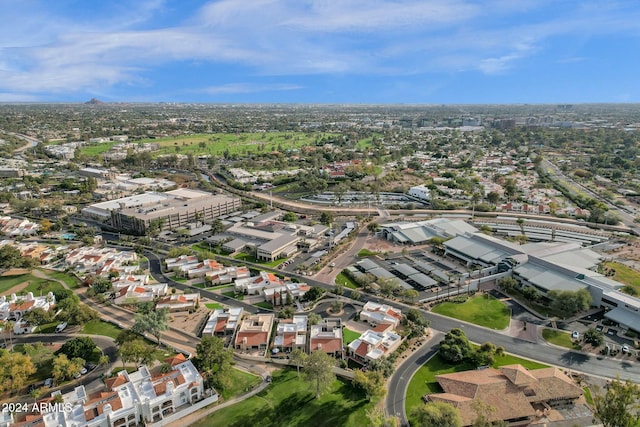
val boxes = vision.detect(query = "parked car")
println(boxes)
[571,331,579,340]
[622,344,630,354]
[55,322,67,333]
[44,378,53,388]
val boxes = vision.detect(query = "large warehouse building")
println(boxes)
[82,189,241,234]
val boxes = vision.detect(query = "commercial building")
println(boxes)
[444,232,640,333]
[82,189,241,234]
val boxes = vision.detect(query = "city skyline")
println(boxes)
[1,0,640,104]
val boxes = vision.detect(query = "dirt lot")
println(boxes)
[167,304,211,337]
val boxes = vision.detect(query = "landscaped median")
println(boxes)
[430,294,511,330]
[542,328,580,350]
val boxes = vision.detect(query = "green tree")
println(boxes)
[319,212,334,226]
[352,369,386,400]
[282,212,298,222]
[410,401,462,427]
[194,336,233,390]
[548,288,592,316]
[367,222,381,233]
[439,328,473,363]
[118,339,154,369]
[522,286,540,302]
[593,376,640,427]
[0,350,36,393]
[583,328,604,347]
[497,277,518,293]
[56,336,97,361]
[52,354,85,382]
[132,308,169,345]
[301,350,336,398]
[290,348,307,377]
[303,286,325,302]
[22,307,53,330]
[308,313,321,325]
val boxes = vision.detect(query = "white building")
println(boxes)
[407,184,431,201]
[202,307,244,337]
[16,356,210,427]
[360,302,403,329]
[0,292,56,321]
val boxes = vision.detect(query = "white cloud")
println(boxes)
[1,0,640,97]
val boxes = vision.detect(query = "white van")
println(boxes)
[55,322,67,333]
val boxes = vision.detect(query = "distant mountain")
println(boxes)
[85,98,105,105]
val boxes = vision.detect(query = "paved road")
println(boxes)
[386,331,442,425]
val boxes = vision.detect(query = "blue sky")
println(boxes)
[1,0,639,103]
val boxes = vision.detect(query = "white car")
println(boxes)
[571,331,579,340]
[622,344,630,354]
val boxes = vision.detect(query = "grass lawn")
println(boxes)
[542,328,579,349]
[14,343,57,382]
[431,294,510,330]
[583,386,593,406]
[221,368,263,401]
[405,352,549,416]
[603,261,640,294]
[82,319,123,339]
[223,291,244,301]
[254,301,273,310]
[205,302,224,310]
[45,270,80,289]
[342,328,361,345]
[357,249,379,257]
[192,369,374,427]
[0,271,67,296]
[335,272,359,289]
[136,132,339,158]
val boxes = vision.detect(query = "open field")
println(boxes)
[602,261,640,294]
[192,368,374,427]
[405,352,548,416]
[431,294,511,329]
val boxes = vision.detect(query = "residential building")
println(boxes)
[348,326,402,364]
[155,293,200,312]
[0,292,56,321]
[263,282,310,305]
[64,247,138,277]
[427,365,585,426]
[234,271,284,295]
[360,301,403,329]
[14,356,209,427]
[273,315,308,353]
[201,306,244,338]
[309,318,343,358]
[235,313,275,352]
[113,283,168,306]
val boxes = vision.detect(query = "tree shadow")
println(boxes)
[559,351,590,366]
